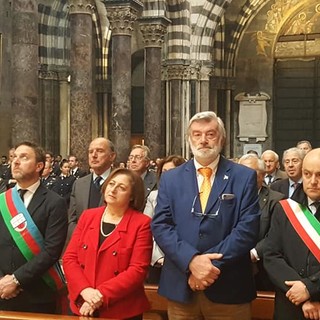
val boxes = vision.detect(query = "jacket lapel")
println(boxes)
[205,157,231,213]
[27,184,47,215]
[98,208,133,253]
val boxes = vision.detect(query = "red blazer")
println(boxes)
[63,206,152,319]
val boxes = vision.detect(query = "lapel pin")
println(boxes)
[223,175,229,180]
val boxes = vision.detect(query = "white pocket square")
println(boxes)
[221,193,235,200]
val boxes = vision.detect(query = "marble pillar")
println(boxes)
[59,72,70,158]
[11,0,39,144]
[164,64,190,156]
[69,0,95,170]
[106,2,143,162]
[39,66,60,154]
[139,18,169,159]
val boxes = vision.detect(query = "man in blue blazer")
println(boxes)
[152,111,261,319]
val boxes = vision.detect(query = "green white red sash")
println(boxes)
[280,199,320,263]
[0,187,65,291]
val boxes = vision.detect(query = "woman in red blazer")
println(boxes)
[63,168,152,319]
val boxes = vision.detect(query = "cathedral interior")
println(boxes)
[0,0,319,166]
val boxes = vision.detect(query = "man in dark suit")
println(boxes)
[0,141,68,313]
[152,111,260,319]
[127,144,157,199]
[261,149,287,186]
[239,154,285,290]
[271,147,305,198]
[68,155,87,179]
[67,137,116,241]
[0,148,16,189]
[264,148,320,319]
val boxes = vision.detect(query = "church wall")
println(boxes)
[233,4,275,158]
[0,0,13,155]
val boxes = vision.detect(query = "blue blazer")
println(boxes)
[151,157,260,304]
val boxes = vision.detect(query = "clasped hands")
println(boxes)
[285,280,320,319]
[188,253,222,291]
[79,287,103,316]
[0,274,22,300]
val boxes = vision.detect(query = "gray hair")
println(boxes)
[282,147,306,164]
[261,150,279,162]
[131,144,151,160]
[238,153,266,172]
[296,140,312,149]
[188,111,226,140]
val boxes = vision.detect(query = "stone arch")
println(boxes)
[39,0,70,67]
[141,0,167,17]
[94,0,111,81]
[190,0,232,62]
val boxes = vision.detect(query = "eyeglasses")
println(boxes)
[128,155,145,161]
[191,193,221,219]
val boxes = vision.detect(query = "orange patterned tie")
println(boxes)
[198,167,213,211]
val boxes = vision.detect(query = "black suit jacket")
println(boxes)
[256,186,285,257]
[0,184,68,310]
[270,178,290,198]
[72,167,87,179]
[264,185,320,319]
[143,170,157,199]
[254,186,284,291]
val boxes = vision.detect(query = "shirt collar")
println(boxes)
[193,155,220,175]
[93,167,112,182]
[17,179,41,194]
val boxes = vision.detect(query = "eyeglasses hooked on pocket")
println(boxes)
[221,193,235,200]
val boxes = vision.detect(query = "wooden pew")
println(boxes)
[0,288,275,320]
[143,285,275,320]
[0,310,111,320]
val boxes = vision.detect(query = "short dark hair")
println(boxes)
[15,141,46,176]
[101,168,145,211]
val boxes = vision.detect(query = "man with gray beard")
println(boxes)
[152,111,261,320]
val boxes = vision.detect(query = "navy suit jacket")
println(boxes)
[152,157,260,304]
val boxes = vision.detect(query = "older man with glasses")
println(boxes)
[152,111,260,320]
[127,144,157,200]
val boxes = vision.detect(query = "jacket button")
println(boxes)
[112,251,117,256]
[114,270,119,275]
[80,264,85,269]
[299,269,305,276]
[83,244,88,249]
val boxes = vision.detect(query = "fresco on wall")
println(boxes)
[252,0,320,58]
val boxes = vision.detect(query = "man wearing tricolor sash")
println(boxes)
[264,148,320,320]
[0,142,68,314]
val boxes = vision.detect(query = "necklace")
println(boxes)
[100,208,121,237]
[100,221,116,237]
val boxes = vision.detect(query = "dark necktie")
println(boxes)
[94,176,102,190]
[266,174,272,185]
[19,189,27,202]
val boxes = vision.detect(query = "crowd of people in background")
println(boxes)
[0,112,319,320]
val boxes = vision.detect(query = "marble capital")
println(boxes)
[106,5,142,35]
[162,64,191,80]
[140,23,168,47]
[69,0,95,15]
